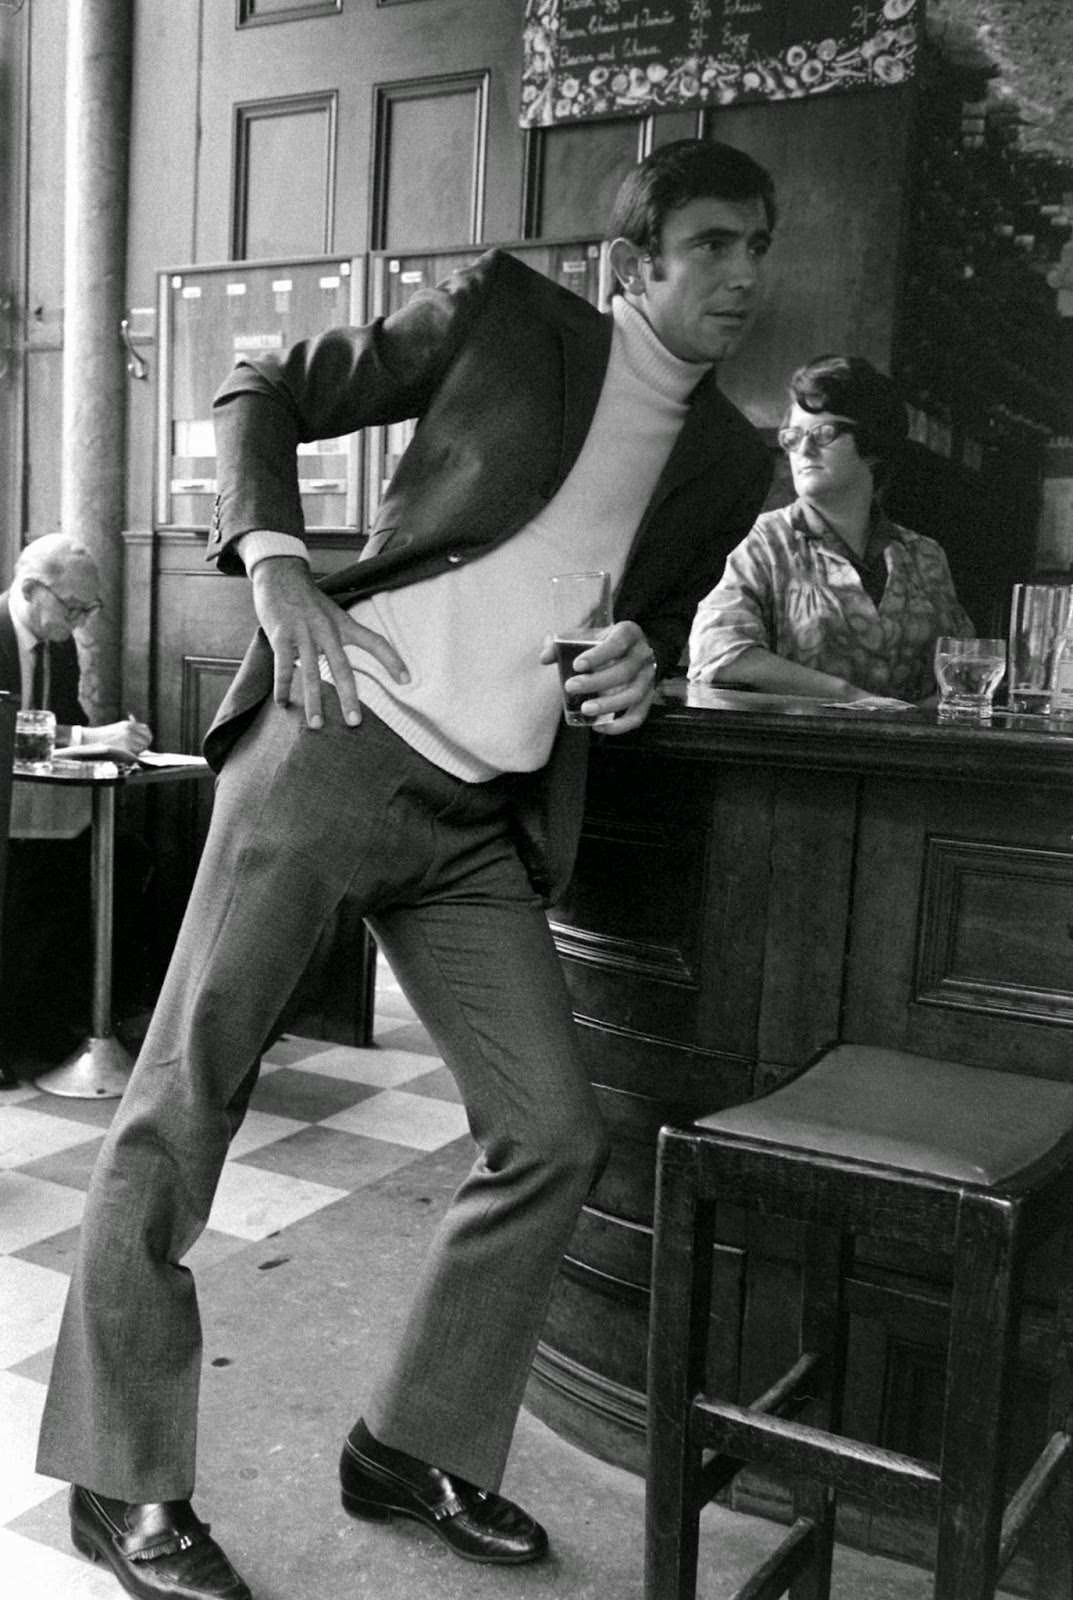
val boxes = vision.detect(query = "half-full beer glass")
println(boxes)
[551,571,613,726]
[14,709,55,769]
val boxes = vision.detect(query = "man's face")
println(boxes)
[631,195,771,364]
[21,559,100,643]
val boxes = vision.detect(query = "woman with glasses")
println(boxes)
[688,354,973,703]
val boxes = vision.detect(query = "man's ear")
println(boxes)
[608,236,649,298]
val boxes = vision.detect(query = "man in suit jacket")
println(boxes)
[39,141,777,1600]
[0,535,152,1069]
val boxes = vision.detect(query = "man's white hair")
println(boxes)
[14,534,98,585]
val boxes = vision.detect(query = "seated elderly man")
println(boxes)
[0,534,153,1075]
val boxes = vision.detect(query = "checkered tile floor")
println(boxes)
[0,955,471,1598]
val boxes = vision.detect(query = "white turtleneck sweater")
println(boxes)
[239,296,709,780]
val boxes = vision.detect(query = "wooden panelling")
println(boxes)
[121,531,153,720]
[232,93,337,259]
[523,116,647,240]
[180,654,244,755]
[551,747,769,1049]
[756,770,859,1075]
[551,808,702,988]
[843,777,1073,1076]
[370,73,488,251]
[23,347,63,536]
[0,12,27,569]
[916,836,1073,1027]
[713,90,912,430]
[237,0,342,23]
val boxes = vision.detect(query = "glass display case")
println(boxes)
[156,253,366,533]
[364,238,609,522]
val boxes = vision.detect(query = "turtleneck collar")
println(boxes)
[611,295,711,403]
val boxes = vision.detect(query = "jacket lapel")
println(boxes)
[554,303,612,489]
[619,370,738,575]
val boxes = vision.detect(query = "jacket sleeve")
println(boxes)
[208,251,504,575]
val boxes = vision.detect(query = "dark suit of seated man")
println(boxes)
[0,533,152,1073]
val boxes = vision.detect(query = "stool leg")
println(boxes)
[646,1133,717,1600]
[789,1225,850,1600]
[1033,1225,1073,1599]
[934,1194,1022,1600]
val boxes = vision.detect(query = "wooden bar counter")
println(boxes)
[526,685,1073,1573]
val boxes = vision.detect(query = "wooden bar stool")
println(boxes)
[646,1045,1073,1600]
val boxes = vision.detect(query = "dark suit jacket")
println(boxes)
[0,593,85,727]
[207,249,773,899]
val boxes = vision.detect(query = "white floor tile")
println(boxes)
[0,1524,120,1599]
[321,1089,471,1151]
[0,1107,102,1170]
[225,1109,308,1160]
[0,1173,86,1253]
[261,1034,336,1070]
[0,1372,65,1521]
[181,1228,253,1274]
[297,1045,440,1089]
[0,1256,70,1367]
[0,1083,42,1106]
[206,1162,348,1242]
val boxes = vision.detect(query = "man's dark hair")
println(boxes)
[608,138,776,260]
[789,353,908,491]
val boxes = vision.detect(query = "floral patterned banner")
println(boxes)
[521,0,919,127]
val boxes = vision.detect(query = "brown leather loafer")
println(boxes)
[69,1486,252,1600]
[339,1419,548,1565]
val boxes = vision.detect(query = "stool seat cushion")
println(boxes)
[693,1045,1073,1186]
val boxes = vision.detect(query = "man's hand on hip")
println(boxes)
[251,556,409,729]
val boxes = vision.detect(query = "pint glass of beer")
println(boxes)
[550,570,613,726]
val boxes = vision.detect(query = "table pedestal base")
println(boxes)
[33,1034,133,1098]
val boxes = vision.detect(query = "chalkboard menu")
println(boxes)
[520,0,919,127]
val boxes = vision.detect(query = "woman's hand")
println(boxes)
[252,557,409,728]
[541,621,660,735]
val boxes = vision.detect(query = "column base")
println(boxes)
[32,1033,133,1098]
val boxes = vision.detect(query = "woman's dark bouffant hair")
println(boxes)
[789,354,908,491]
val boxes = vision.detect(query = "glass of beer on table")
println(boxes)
[14,709,56,769]
[551,570,614,726]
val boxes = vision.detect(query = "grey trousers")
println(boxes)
[37,697,608,1502]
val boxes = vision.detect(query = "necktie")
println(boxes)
[30,640,48,710]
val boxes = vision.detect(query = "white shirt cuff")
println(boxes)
[236,530,310,573]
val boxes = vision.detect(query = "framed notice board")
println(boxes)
[521,0,920,126]
[156,254,366,533]
[364,238,608,523]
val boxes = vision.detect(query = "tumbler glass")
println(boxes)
[933,637,1006,720]
[14,709,56,769]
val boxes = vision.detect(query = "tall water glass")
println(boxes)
[933,637,1006,720]
[1007,583,1071,714]
[551,570,613,726]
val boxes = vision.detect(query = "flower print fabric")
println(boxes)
[688,503,974,701]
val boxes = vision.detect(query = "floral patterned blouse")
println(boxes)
[688,502,974,701]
